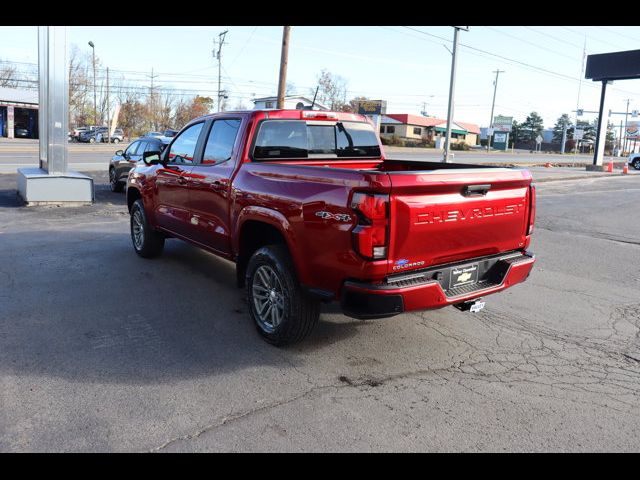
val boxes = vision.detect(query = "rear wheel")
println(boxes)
[246,245,320,346]
[113,138,120,144]
[130,199,164,258]
[633,159,640,170]
[89,137,95,144]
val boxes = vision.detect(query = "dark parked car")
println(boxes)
[79,127,107,143]
[109,137,168,192]
[14,123,30,138]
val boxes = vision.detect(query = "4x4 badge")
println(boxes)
[315,211,352,222]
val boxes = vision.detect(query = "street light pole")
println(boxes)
[88,41,96,127]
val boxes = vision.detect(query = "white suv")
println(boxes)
[628,153,640,170]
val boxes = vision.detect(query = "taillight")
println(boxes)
[527,184,536,235]
[351,192,389,260]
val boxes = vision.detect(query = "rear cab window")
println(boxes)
[252,120,381,161]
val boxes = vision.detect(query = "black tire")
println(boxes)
[113,138,120,144]
[109,167,124,192]
[89,137,95,144]
[246,244,320,346]
[130,199,164,258]
[633,159,640,170]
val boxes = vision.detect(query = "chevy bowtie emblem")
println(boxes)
[315,211,352,222]
[457,272,472,283]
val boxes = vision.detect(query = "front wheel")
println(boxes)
[109,168,123,192]
[113,138,120,144]
[89,137,95,144]
[633,159,640,170]
[130,199,164,258]
[246,245,320,346]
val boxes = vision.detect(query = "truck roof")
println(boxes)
[193,109,372,124]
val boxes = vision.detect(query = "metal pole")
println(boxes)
[619,119,623,154]
[89,41,96,126]
[574,37,586,155]
[277,26,291,110]
[561,120,567,154]
[623,98,630,154]
[106,67,110,143]
[444,27,462,163]
[592,80,610,167]
[487,69,503,153]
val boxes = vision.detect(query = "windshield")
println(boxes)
[252,120,380,160]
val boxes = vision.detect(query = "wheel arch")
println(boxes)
[234,206,308,288]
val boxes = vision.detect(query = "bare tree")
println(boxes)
[313,69,348,110]
[0,62,18,87]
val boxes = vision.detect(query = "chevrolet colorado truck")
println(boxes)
[126,109,536,345]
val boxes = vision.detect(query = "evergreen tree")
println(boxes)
[552,114,573,143]
[519,112,544,142]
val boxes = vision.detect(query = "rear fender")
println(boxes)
[234,206,310,285]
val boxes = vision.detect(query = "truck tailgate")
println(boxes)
[387,168,532,272]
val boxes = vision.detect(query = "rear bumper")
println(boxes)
[340,251,535,319]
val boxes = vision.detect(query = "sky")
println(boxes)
[2,25,640,132]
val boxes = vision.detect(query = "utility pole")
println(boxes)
[443,26,468,163]
[214,30,228,113]
[277,26,291,110]
[561,119,567,154]
[88,40,96,126]
[487,69,504,153]
[147,68,159,131]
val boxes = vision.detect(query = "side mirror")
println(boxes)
[115,149,123,156]
[142,150,163,165]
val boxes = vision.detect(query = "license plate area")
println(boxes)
[449,263,479,289]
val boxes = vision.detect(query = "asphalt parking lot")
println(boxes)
[1,170,639,452]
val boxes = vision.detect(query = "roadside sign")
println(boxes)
[626,121,640,139]
[356,100,387,115]
[493,115,513,132]
[536,135,543,144]
[574,129,584,140]
[486,127,494,136]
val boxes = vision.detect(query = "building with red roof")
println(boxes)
[380,113,480,146]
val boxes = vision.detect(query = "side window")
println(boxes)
[202,119,241,165]
[168,123,204,164]
[125,141,141,156]
[145,141,160,153]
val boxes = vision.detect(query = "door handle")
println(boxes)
[462,184,491,196]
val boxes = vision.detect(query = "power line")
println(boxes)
[560,26,625,50]
[523,26,585,50]
[595,26,640,45]
[485,26,580,62]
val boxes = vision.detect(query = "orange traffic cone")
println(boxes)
[544,162,552,168]
[607,161,614,172]
[623,164,629,174]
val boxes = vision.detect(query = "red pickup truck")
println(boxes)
[126,109,535,345]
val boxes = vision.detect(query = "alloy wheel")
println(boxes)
[252,265,286,333]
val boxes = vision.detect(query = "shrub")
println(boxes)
[380,134,404,146]
[451,142,470,151]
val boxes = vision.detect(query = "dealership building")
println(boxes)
[0,87,39,139]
